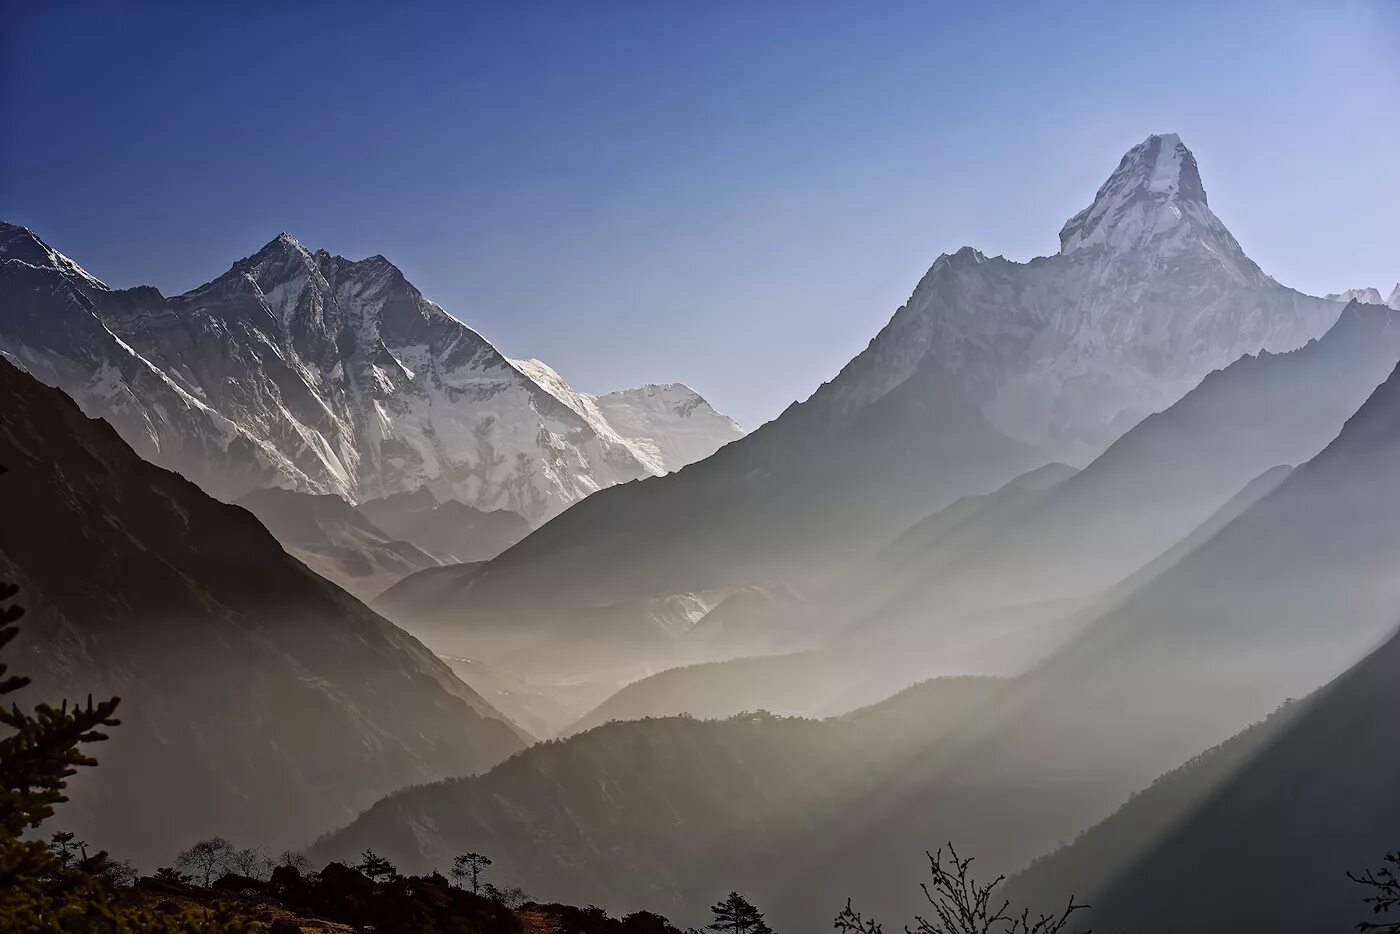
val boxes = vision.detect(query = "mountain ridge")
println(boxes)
[0,223,743,522]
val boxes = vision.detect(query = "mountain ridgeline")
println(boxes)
[0,359,528,868]
[0,223,742,523]
[2,130,1396,934]
[371,134,1344,684]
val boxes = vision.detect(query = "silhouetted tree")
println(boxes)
[0,574,245,931]
[48,830,88,869]
[356,848,397,881]
[154,866,192,885]
[834,843,1088,934]
[226,846,273,880]
[97,857,138,888]
[276,849,312,874]
[483,881,530,908]
[707,892,773,934]
[177,836,237,887]
[451,851,492,894]
[1351,851,1400,933]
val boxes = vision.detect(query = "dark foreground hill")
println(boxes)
[1005,620,1400,934]
[0,359,528,867]
[308,676,1009,926]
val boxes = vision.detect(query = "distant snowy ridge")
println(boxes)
[0,223,743,523]
[1324,284,1399,310]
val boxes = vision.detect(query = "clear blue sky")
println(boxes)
[3,0,1397,428]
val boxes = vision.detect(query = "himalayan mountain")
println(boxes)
[0,222,743,524]
[313,355,1400,932]
[0,359,529,869]
[371,133,1347,675]
[1325,283,1400,308]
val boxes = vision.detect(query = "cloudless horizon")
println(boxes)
[4,0,1397,428]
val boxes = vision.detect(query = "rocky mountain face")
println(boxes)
[820,133,1339,463]
[0,360,528,867]
[0,224,743,523]
[376,134,1344,663]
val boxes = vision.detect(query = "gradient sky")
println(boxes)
[3,1,1397,428]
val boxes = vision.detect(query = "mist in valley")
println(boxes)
[3,5,1399,932]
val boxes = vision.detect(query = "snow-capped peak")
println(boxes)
[1323,285,1400,310]
[1323,287,1386,306]
[1058,133,1214,256]
[0,221,109,293]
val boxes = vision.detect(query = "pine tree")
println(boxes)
[0,574,248,932]
[706,892,773,934]
[49,830,88,869]
[450,851,492,894]
[356,849,397,881]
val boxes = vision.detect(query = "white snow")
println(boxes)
[0,228,745,525]
[1323,287,1387,306]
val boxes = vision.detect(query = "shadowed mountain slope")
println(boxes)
[356,487,529,563]
[237,486,442,600]
[0,359,527,867]
[309,676,1011,926]
[1005,621,1400,934]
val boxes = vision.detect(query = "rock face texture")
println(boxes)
[0,225,742,523]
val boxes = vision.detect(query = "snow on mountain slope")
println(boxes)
[1324,286,1386,305]
[829,133,1342,463]
[505,361,743,476]
[1325,283,1399,310]
[0,224,742,522]
[590,383,744,472]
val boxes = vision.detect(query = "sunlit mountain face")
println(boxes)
[3,93,1397,934]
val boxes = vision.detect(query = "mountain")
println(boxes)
[565,462,1291,733]
[1325,286,1386,305]
[0,223,742,523]
[376,133,1342,673]
[1326,283,1399,310]
[355,487,530,563]
[237,487,443,600]
[588,382,745,471]
[791,358,1400,927]
[308,676,1010,925]
[327,358,1400,932]
[837,299,1400,634]
[1004,620,1400,934]
[0,359,528,867]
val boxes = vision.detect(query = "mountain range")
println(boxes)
[371,134,1345,684]
[4,127,1396,931]
[311,356,1400,930]
[0,222,742,523]
[1325,283,1400,309]
[0,359,528,868]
